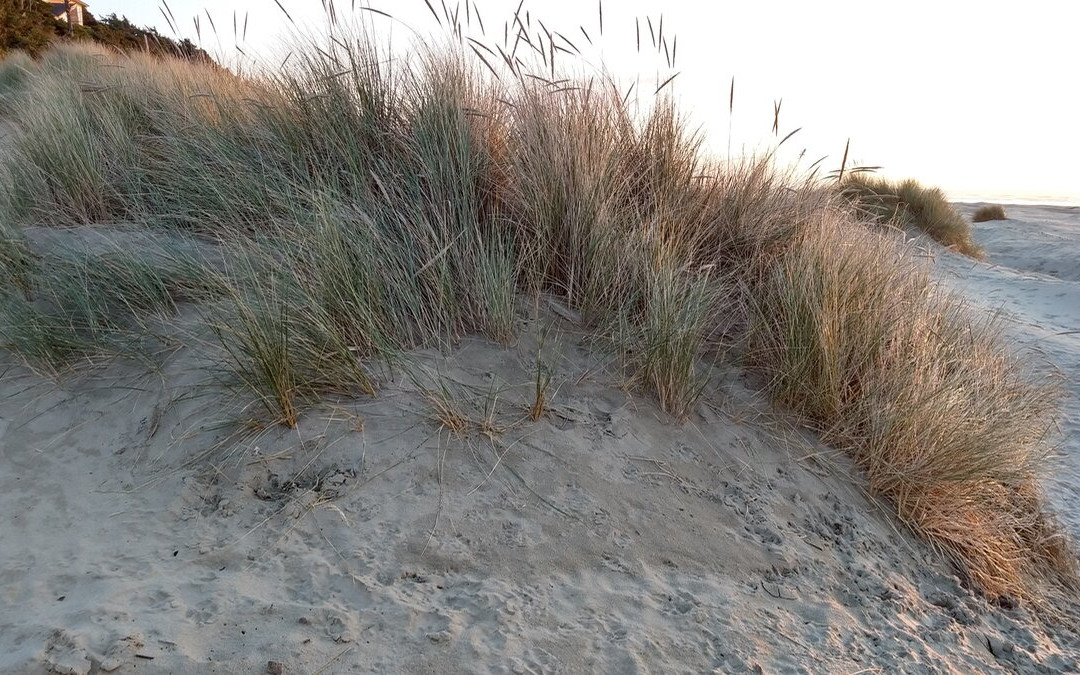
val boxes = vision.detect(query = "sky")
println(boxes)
[93,0,1079,204]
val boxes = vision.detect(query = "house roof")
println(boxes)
[47,0,90,12]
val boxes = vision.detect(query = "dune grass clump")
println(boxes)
[0,30,1073,601]
[630,269,717,420]
[3,44,262,227]
[0,50,35,112]
[5,78,131,224]
[0,42,720,422]
[209,268,376,429]
[745,213,1073,597]
[0,233,221,375]
[973,204,1008,222]
[842,174,984,258]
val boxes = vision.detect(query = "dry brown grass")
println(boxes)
[973,204,1008,222]
[841,174,984,258]
[745,212,1075,599]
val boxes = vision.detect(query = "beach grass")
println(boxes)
[0,232,221,376]
[0,27,1073,602]
[973,204,1008,222]
[841,173,985,258]
[745,213,1070,595]
[0,50,34,112]
[0,220,34,299]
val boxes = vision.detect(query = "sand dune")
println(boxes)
[2,208,1079,672]
[944,204,1080,540]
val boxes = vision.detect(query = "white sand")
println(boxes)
[2,213,1079,673]
[945,204,1080,540]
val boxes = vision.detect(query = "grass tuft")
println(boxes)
[973,204,1008,222]
[209,244,377,428]
[617,250,717,420]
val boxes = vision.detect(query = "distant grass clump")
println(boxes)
[0,30,1073,603]
[842,174,984,258]
[973,204,1008,222]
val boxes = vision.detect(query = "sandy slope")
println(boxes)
[2,220,1079,673]
[944,204,1080,540]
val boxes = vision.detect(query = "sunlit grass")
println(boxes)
[841,173,984,258]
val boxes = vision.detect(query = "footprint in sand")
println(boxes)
[42,629,92,675]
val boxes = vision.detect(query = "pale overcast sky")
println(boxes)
[91,0,1079,204]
